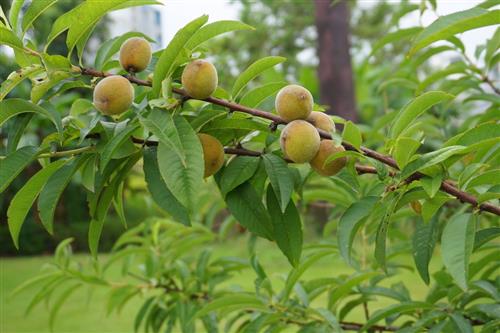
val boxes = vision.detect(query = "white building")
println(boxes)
[109,6,164,50]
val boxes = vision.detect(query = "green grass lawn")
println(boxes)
[1,237,434,333]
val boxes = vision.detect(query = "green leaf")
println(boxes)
[412,215,439,284]
[474,227,500,251]
[196,294,267,318]
[312,308,342,332]
[338,196,379,264]
[420,174,443,198]
[225,182,273,240]
[262,154,293,213]
[400,145,467,179]
[394,137,421,168]
[360,302,433,332]
[231,56,286,98]
[139,112,184,162]
[375,193,402,270]
[239,82,287,108]
[203,118,269,132]
[157,115,204,210]
[0,26,24,52]
[416,62,467,94]
[49,284,81,331]
[390,91,454,139]
[7,159,68,248]
[21,0,58,34]
[441,213,476,290]
[370,27,423,56]
[219,156,260,196]
[100,124,139,171]
[66,0,160,54]
[8,0,24,33]
[342,121,362,150]
[281,249,336,302]
[266,186,302,267]
[185,20,254,50]
[38,155,90,234]
[0,146,38,194]
[0,99,62,136]
[9,271,63,298]
[0,65,44,101]
[329,272,379,308]
[31,71,72,103]
[450,313,473,333]
[88,153,141,257]
[152,15,208,96]
[143,147,190,226]
[409,7,500,55]
[7,113,33,153]
[94,31,155,70]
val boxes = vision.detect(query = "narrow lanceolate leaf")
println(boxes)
[474,227,500,251]
[7,159,68,248]
[338,196,379,264]
[88,153,141,257]
[1,66,44,101]
[38,155,91,234]
[185,20,254,50]
[329,272,379,309]
[152,15,208,96]
[262,154,293,213]
[21,0,58,34]
[360,302,433,332]
[225,182,273,240]
[375,193,402,270]
[412,215,439,284]
[0,146,38,194]
[399,145,467,179]
[100,124,139,171]
[239,82,287,108]
[441,213,476,290]
[231,56,286,98]
[219,156,260,196]
[157,116,204,210]
[196,294,267,318]
[0,99,63,134]
[7,113,33,153]
[266,186,302,267]
[49,284,82,331]
[143,147,190,226]
[370,27,423,56]
[8,0,24,33]
[390,91,454,140]
[409,7,500,56]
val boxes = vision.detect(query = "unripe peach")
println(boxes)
[280,120,320,163]
[93,76,134,115]
[119,37,152,73]
[198,133,224,177]
[310,140,347,176]
[275,84,313,121]
[308,111,335,133]
[181,60,218,99]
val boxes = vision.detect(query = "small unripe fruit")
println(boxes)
[93,76,134,115]
[275,84,313,121]
[198,133,224,178]
[310,140,347,176]
[181,60,218,99]
[280,120,320,163]
[307,111,335,133]
[119,37,152,73]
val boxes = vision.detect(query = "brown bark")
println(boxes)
[314,0,358,122]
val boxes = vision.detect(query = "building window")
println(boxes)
[154,10,161,25]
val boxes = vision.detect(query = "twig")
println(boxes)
[76,67,500,216]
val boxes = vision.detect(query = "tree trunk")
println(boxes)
[314,0,358,122]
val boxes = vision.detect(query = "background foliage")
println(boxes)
[1,0,499,332]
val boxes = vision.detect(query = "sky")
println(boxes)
[155,0,496,61]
